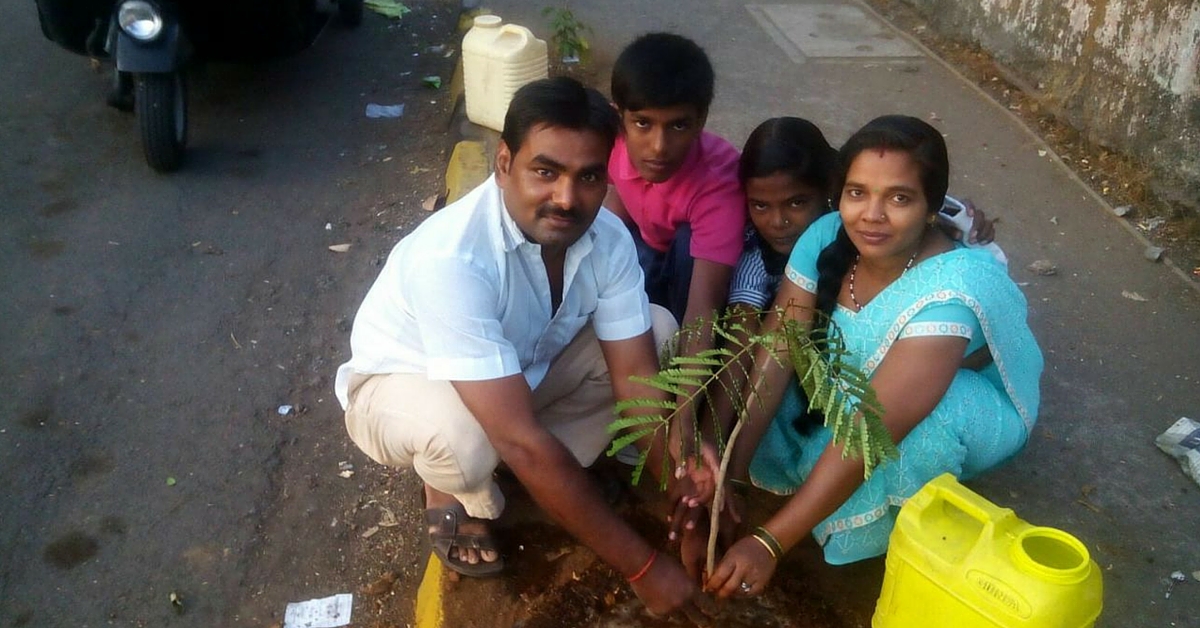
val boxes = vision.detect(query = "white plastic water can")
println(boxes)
[462,15,549,132]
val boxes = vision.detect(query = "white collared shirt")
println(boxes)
[335,175,651,409]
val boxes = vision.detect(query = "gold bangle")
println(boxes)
[751,526,784,560]
[749,533,778,560]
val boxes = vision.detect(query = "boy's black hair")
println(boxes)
[501,76,619,155]
[738,117,838,197]
[611,32,715,114]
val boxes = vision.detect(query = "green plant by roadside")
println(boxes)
[541,6,592,63]
[365,0,410,19]
[606,303,897,574]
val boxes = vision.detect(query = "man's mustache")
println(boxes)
[536,204,581,223]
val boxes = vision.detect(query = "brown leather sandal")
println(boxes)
[423,502,504,577]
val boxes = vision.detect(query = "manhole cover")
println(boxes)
[748,3,922,62]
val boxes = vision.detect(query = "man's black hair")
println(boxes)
[500,76,619,155]
[611,32,715,114]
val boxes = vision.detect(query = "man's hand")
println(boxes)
[630,553,715,624]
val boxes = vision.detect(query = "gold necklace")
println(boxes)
[848,248,920,312]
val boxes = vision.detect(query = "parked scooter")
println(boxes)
[35,0,364,172]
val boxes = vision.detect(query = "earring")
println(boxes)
[927,214,937,225]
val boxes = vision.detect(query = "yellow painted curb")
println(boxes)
[413,139,492,628]
[414,553,444,628]
[444,140,490,203]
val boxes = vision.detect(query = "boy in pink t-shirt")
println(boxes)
[604,33,745,325]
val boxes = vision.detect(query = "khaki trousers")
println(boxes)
[344,305,677,519]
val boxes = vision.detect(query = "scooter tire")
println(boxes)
[135,72,188,173]
[339,0,364,27]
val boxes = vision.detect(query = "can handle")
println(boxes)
[498,24,530,47]
[924,474,1010,527]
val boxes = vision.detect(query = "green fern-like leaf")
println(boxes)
[605,426,658,457]
[607,303,897,485]
[607,413,669,433]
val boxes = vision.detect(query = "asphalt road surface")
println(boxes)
[1,2,459,625]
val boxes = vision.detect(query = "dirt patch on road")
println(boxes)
[352,463,864,628]
[225,2,465,626]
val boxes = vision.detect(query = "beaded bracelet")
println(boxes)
[751,526,784,561]
[626,550,658,583]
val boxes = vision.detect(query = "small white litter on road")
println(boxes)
[365,103,405,118]
[283,593,353,628]
[1156,417,1200,488]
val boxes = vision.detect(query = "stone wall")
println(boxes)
[900,0,1199,208]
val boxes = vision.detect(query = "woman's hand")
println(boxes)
[704,535,778,599]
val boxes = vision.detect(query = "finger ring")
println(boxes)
[740,581,752,593]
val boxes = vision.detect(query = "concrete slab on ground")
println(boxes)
[748,3,923,61]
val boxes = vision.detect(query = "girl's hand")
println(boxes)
[683,442,722,504]
[704,536,778,599]
[667,443,722,540]
[937,198,996,244]
[676,500,744,583]
[678,509,709,582]
[963,199,996,244]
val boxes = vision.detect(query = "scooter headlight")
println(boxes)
[118,1,164,41]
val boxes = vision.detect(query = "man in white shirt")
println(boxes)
[336,77,710,621]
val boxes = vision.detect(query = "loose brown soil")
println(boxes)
[353,462,860,628]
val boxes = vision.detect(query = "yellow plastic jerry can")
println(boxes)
[873,474,1103,628]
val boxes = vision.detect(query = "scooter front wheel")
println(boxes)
[135,72,188,172]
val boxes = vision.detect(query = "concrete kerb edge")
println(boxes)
[851,0,1200,296]
[444,140,490,203]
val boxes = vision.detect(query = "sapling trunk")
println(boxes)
[607,304,894,588]
[705,409,748,577]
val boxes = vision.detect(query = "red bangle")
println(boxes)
[626,550,657,583]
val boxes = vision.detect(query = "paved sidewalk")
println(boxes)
[453,1,1200,625]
